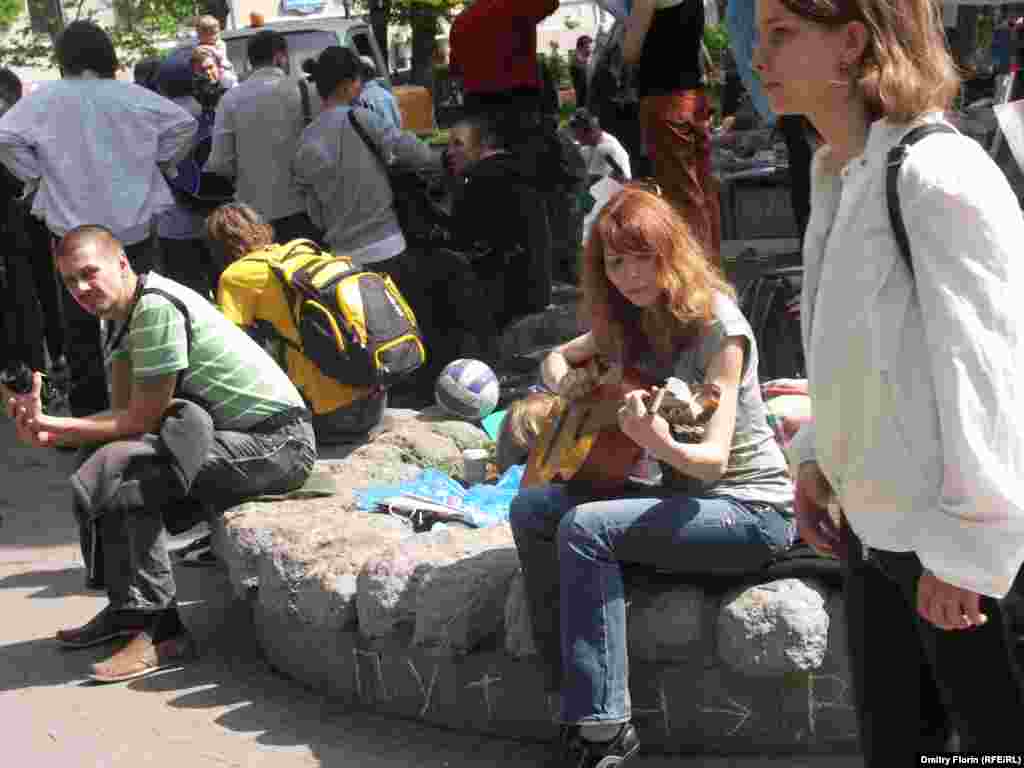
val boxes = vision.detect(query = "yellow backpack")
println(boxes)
[256,240,426,388]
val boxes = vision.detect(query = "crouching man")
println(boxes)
[5,225,316,683]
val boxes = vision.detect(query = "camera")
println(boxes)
[0,361,33,394]
[192,74,226,111]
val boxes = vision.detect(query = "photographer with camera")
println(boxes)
[152,45,232,300]
[190,46,228,110]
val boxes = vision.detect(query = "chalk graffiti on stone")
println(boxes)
[465,672,502,721]
[352,648,389,701]
[404,657,439,717]
[698,694,753,736]
[631,681,670,735]
[807,673,855,738]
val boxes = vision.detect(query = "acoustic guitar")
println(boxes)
[522,359,721,494]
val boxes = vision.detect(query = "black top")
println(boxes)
[636,0,705,97]
[570,60,589,110]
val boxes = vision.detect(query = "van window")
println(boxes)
[226,29,341,79]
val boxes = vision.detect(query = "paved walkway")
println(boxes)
[0,420,862,767]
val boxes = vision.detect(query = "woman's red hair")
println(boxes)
[581,185,734,363]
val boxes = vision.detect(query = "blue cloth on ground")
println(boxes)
[354,465,526,528]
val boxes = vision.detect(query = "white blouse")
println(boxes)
[0,76,195,245]
[791,113,1024,598]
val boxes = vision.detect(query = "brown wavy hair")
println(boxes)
[780,0,960,122]
[205,202,275,264]
[581,185,734,363]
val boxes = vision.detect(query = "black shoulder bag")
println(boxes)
[346,109,440,246]
[885,123,957,277]
[105,274,194,394]
[299,78,313,127]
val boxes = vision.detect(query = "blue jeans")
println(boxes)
[509,484,794,725]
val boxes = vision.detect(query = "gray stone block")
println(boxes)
[214,502,278,599]
[241,501,410,628]
[359,524,520,642]
[293,569,361,631]
[716,578,830,677]
[503,570,537,658]
[413,528,521,654]
[823,591,851,682]
[627,585,706,663]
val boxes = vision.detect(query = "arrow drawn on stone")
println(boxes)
[698,696,753,736]
[631,681,670,735]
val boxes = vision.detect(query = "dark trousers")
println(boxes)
[270,212,322,245]
[374,248,461,399]
[159,238,219,300]
[74,410,315,612]
[49,234,159,417]
[777,114,812,245]
[25,213,63,367]
[2,235,48,372]
[843,533,1024,763]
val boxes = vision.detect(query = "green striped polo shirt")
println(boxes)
[110,272,305,430]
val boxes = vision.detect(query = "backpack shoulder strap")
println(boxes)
[885,123,957,280]
[141,287,193,355]
[347,108,386,166]
[139,286,195,393]
[299,78,313,127]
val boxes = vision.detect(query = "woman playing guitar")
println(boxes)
[509,184,795,767]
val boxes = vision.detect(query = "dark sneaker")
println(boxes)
[56,607,152,649]
[559,723,640,768]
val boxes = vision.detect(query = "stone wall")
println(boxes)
[211,407,859,755]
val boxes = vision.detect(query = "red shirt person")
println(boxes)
[449,0,558,113]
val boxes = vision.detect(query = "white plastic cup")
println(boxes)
[463,448,489,485]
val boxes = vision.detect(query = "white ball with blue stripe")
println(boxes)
[435,358,500,421]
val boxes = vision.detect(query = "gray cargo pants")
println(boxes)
[72,408,315,613]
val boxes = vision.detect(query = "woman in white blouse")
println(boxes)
[753,0,1024,761]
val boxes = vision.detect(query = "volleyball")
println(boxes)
[435,359,501,421]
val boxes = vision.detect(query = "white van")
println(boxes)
[222,14,435,135]
[222,14,388,83]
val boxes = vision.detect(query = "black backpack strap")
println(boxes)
[141,287,193,357]
[140,286,194,394]
[348,108,386,167]
[885,123,957,279]
[299,78,313,127]
[605,153,625,181]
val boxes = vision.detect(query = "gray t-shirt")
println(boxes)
[634,293,794,516]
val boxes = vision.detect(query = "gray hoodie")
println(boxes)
[293,105,435,264]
